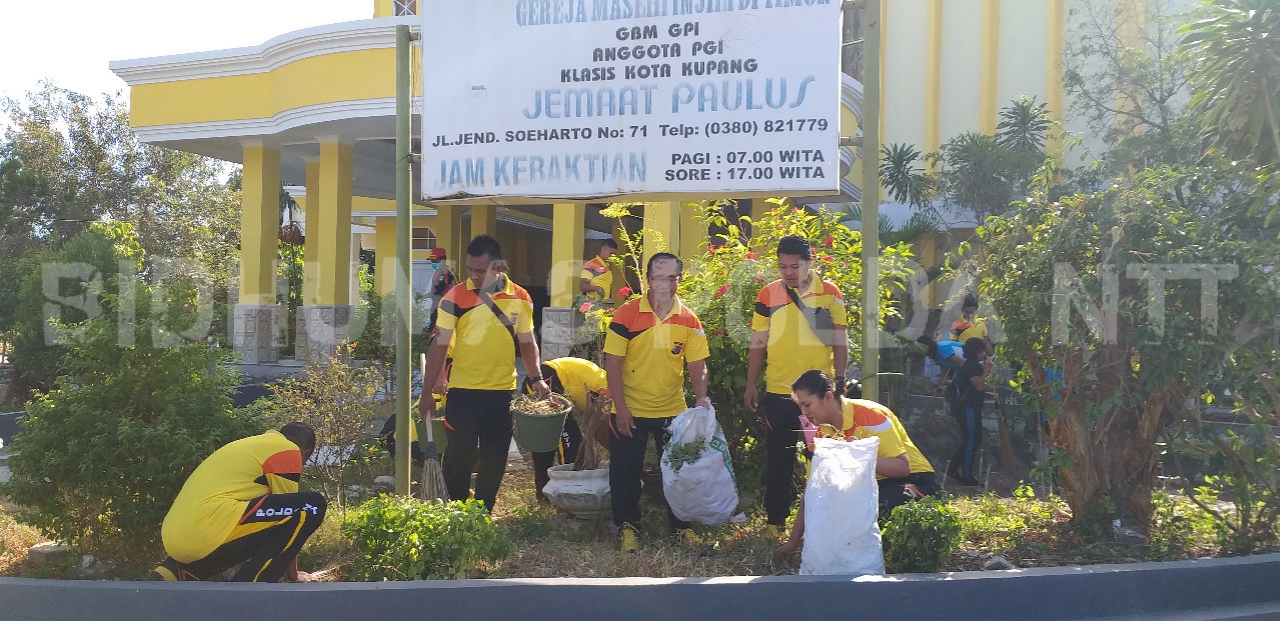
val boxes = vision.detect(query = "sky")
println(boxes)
[0,0,370,103]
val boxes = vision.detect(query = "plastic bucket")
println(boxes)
[512,395,571,453]
[414,413,448,456]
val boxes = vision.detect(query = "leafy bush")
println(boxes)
[679,200,916,491]
[880,497,963,573]
[953,485,1059,554]
[266,355,381,509]
[342,496,514,580]
[0,315,265,563]
[9,222,143,397]
[1147,491,1218,560]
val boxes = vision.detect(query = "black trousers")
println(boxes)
[878,472,941,516]
[178,491,327,582]
[532,415,583,498]
[442,388,514,512]
[609,415,689,532]
[762,393,803,526]
[951,402,984,479]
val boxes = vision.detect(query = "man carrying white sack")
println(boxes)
[604,252,711,553]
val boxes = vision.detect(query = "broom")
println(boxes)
[419,352,449,502]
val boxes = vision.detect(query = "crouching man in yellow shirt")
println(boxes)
[151,423,324,582]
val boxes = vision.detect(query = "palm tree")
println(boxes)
[996,95,1051,153]
[879,143,934,208]
[1181,0,1280,165]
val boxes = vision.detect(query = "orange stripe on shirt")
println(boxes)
[261,450,302,477]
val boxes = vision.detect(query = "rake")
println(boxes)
[419,352,449,502]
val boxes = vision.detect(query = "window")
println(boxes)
[411,226,436,250]
[394,0,417,16]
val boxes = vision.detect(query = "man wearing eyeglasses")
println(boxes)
[604,252,711,552]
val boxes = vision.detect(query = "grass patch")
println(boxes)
[486,471,790,579]
[0,504,43,576]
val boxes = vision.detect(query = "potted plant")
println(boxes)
[542,389,613,518]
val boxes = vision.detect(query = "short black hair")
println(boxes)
[646,251,682,276]
[962,293,978,309]
[467,234,502,261]
[791,369,834,398]
[916,335,939,356]
[963,337,986,359]
[844,380,863,399]
[601,238,619,250]
[279,422,316,453]
[777,235,813,261]
[522,364,564,395]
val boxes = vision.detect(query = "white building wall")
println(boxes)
[883,0,929,151]
[937,0,984,145]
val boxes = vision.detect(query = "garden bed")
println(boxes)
[0,452,1258,582]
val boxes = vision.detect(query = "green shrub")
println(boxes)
[881,497,963,573]
[342,496,514,580]
[1148,490,1218,560]
[0,315,265,563]
[954,486,1059,554]
[267,356,380,509]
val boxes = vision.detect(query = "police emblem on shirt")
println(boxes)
[671,342,684,355]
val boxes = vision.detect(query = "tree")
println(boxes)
[1,83,241,276]
[996,96,1052,152]
[1180,0,1280,225]
[0,227,265,562]
[1062,0,1201,172]
[980,163,1280,533]
[922,98,1050,226]
[1181,0,1280,166]
[679,201,917,487]
[879,143,934,208]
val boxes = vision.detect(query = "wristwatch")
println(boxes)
[835,376,847,393]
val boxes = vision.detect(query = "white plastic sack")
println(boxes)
[661,405,743,525]
[800,436,885,576]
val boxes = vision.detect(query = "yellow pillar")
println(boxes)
[302,159,321,306]
[979,0,1001,135]
[679,202,703,259]
[1045,0,1066,157]
[375,217,396,299]
[470,204,497,240]
[924,0,943,162]
[316,140,354,306]
[514,228,531,284]
[642,202,680,270]
[550,203,585,307]
[239,144,279,305]
[435,204,465,273]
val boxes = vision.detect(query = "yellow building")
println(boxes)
[108,0,1163,363]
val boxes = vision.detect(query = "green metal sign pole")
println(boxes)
[393,24,413,496]
[859,0,881,401]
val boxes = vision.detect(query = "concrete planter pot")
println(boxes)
[542,461,610,518]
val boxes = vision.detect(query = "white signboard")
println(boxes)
[421,0,841,201]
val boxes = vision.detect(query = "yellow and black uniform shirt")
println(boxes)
[161,430,303,563]
[838,398,934,479]
[543,357,608,411]
[751,272,849,395]
[581,256,612,301]
[951,317,989,344]
[436,275,535,391]
[603,295,710,419]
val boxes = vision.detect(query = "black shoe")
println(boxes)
[955,476,981,487]
[151,557,197,581]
